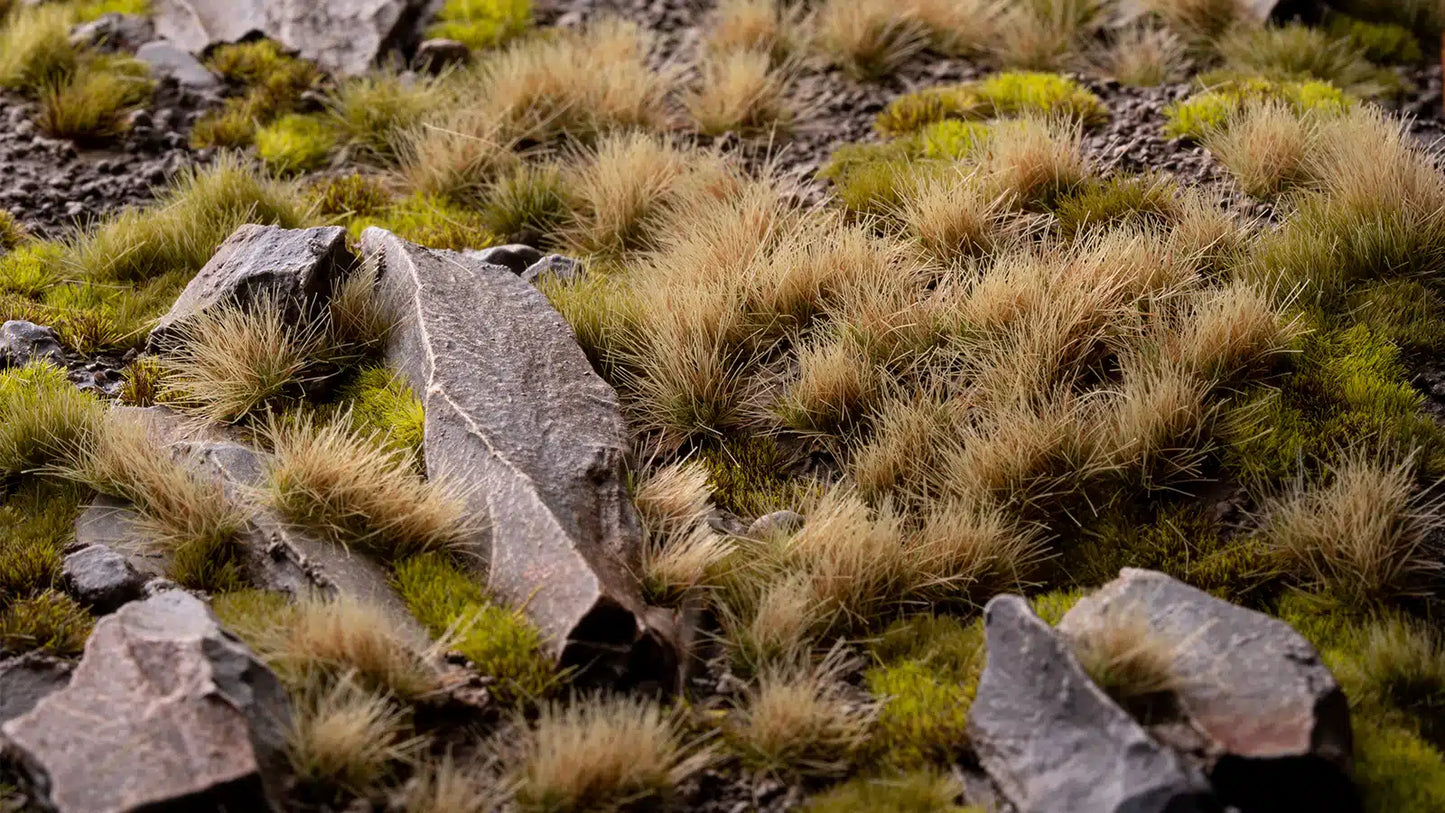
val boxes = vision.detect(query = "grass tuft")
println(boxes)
[256,114,338,174]
[289,678,421,800]
[803,771,970,813]
[1216,23,1395,98]
[686,49,792,137]
[812,0,929,80]
[0,362,101,480]
[37,55,152,142]
[0,589,91,656]
[0,5,77,93]
[726,653,875,778]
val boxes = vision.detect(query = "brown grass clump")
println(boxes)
[289,678,423,798]
[686,50,793,137]
[726,653,875,778]
[1171,280,1294,380]
[986,116,1090,208]
[905,0,1003,56]
[401,753,508,813]
[991,0,1102,70]
[1096,358,1212,487]
[1205,101,1318,200]
[1262,455,1444,606]
[900,173,1012,263]
[635,462,734,601]
[512,694,712,812]
[1096,24,1189,86]
[812,0,929,79]
[775,335,881,436]
[158,298,321,424]
[395,110,519,205]
[908,498,1049,605]
[1139,0,1245,44]
[705,0,798,60]
[563,132,693,255]
[264,416,471,563]
[723,571,835,669]
[1068,606,1185,715]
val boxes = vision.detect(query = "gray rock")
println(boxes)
[61,545,146,614]
[136,40,220,89]
[149,224,352,347]
[521,254,584,286]
[69,13,155,51]
[152,0,431,77]
[747,510,804,539]
[414,38,471,73]
[1,592,292,812]
[0,320,64,368]
[968,595,1219,813]
[467,244,546,275]
[1058,568,1352,774]
[366,228,667,676]
[0,654,72,726]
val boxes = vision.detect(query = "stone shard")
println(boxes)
[149,224,352,347]
[968,595,1219,813]
[0,654,72,726]
[414,38,471,73]
[1058,568,1355,810]
[152,0,430,76]
[365,227,665,675]
[136,40,220,89]
[0,320,64,369]
[747,510,805,539]
[466,244,547,275]
[61,545,147,614]
[521,254,584,286]
[1,591,291,812]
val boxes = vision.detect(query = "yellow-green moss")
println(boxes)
[336,365,425,460]
[348,194,496,252]
[427,0,532,51]
[803,770,974,813]
[393,553,558,707]
[697,435,811,518]
[72,0,149,21]
[255,113,337,174]
[0,589,91,656]
[1163,78,1353,141]
[0,481,84,608]
[1347,279,1445,353]
[875,72,1106,138]
[1052,173,1178,237]
[309,173,391,220]
[866,615,984,770]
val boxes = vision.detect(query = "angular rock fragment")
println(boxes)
[149,224,352,346]
[747,509,804,539]
[62,544,147,614]
[152,0,431,76]
[1059,568,1355,810]
[968,595,1219,813]
[0,320,64,369]
[366,228,666,675]
[70,13,156,51]
[415,38,471,73]
[1,592,292,812]
[0,654,72,726]
[521,254,584,286]
[466,244,546,276]
[136,40,220,89]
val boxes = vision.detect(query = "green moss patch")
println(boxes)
[0,589,91,656]
[875,72,1106,138]
[347,194,496,252]
[803,770,973,813]
[256,113,338,174]
[335,365,426,461]
[1163,78,1352,141]
[865,615,984,770]
[428,0,532,51]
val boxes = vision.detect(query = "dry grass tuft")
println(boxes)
[289,678,423,798]
[812,0,929,79]
[563,132,692,255]
[395,110,519,205]
[1097,358,1213,487]
[1096,24,1189,86]
[1205,100,1318,200]
[1068,606,1185,714]
[685,50,793,137]
[905,0,1003,56]
[512,694,711,812]
[908,498,1049,605]
[705,0,798,60]
[158,298,321,424]
[774,335,881,436]
[900,172,1013,263]
[402,753,508,813]
[986,116,1090,208]
[1171,280,1294,380]
[1139,0,1245,44]
[635,462,734,601]
[1262,455,1444,606]
[726,652,875,778]
[265,415,471,563]
[991,0,1102,70]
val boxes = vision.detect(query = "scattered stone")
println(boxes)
[62,545,147,614]
[149,224,352,347]
[152,0,432,76]
[0,654,72,726]
[467,243,546,276]
[69,13,155,51]
[414,38,471,73]
[0,320,64,369]
[521,254,584,286]
[366,228,669,678]
[2,592,292,812]
[137,40,221,89]
[747,510,804,539]
[1059,568,1354,809]
[968,595,1218,813]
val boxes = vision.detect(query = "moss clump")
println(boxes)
[1052,173,1178,237]
[0,362,101,480]
[255,113,338,174]
[803,770,973,813]
[310,173,391,220]
[1222,322,1445,487]
[912,119,990,161]
[73,0,149,21]
[697,435,811,518]
[428,0,532,51]
[348,194,496,252]
[0,482,84,608]
[875,72,1106,137]
[193,40,320,149]
[336,365,426,460]
[865,615,984,770]
[393,553,557,707]
[0,590,91,656]
[1347,279,1445,353]
[1328,15,1425,64]
[1030,588,1086,625]
[1164,78,1352,141]
[190,99,260,149]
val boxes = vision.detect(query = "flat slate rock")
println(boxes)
[152,0,430,76]
[62,544,147,614]
[149,224,351,346]
[0,654,72,726]
[365,228,666,676]
[2,592,291,812]
[968,595,1219,813]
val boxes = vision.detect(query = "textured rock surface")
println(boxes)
[968,595,1219,813]
[1059,568,1355,810]
[415,38,471,72]
[136,40,220,89]
[62,545,147,614]
[0,320,64,368]
[150,224,352,345]
[152,0,431,76]
[521,254,584,286]
[366,228,664,674]
[0,654,72,726]
[466,244,546,275]
[1,592,291,812]
[747,510,804,539]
